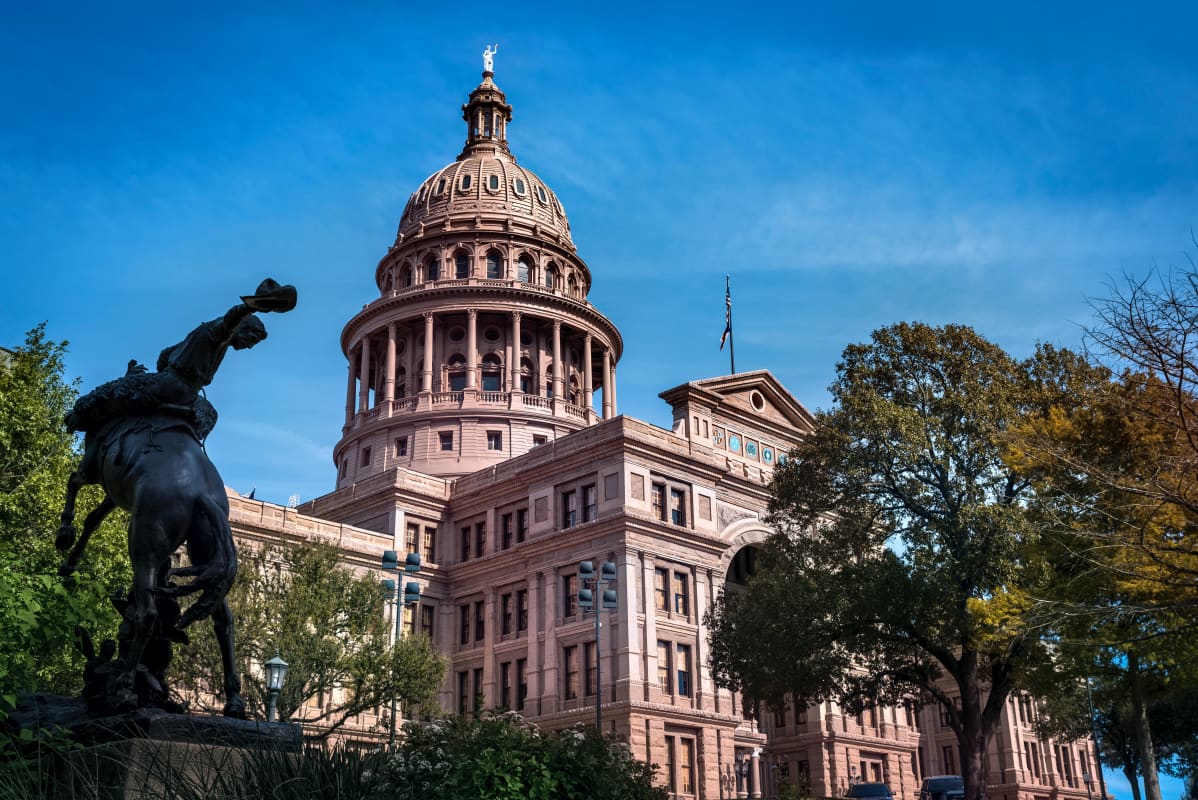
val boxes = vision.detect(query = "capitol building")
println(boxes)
[226,64,1096,800]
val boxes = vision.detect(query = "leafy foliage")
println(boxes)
[172,540,445,738]
[365,712,666,800]
[0,326,129,704]
[707,323,1090,800]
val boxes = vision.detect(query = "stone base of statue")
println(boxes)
[7,694,301,800]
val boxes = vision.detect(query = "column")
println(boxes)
[511,312,522,391]
[404,328,415,398]
[466,309,478,390]
[601,348,613,419]
[384,323,396,405]
[422,313,434,393]
[526,570,542,714]
[750,748,762,798]
[552,320,562,401]
[608,352,617,415]
[583,333,594,414]
[344,348,357,426]
[357,335,371,412]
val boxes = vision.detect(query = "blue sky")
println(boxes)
[1,4,1194,793]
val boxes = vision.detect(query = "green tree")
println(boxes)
[366,712,666,800]
[707,323,1086,800]
[0,326,129,706]
[172,540,445,738]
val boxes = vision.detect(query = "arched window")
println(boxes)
[545,266,558,290]
[545,363,555,399]
[486,252,503,279]
[455,252,470,279]
[396,366,407,399]
[481,353,503,391]
[519,357,535,394]
[425,256,440,282]
[518,256,533,283]
[400,264,413,287]
[381,270,393,293]
[567,274,579,298]
[447,353,467,392]
[568,376,581,405]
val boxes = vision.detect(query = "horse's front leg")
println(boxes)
[55,468,88,551]
[211,600,245,719]
[60,496,116,577]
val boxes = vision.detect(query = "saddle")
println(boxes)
[66,365,218,442]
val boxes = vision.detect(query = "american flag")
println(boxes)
[719,282,732,350]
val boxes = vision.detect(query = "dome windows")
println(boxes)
[483,326,501,343]
[513,178,527,197]
[517,255,533,283]
[455,251,471,279]
[536,185,549,204]
[434,178,446,196]
[545,265,558,290]
[448,327,466,343]
[424,255,440,282]
[460,174,473,191]
[487,174,500,191]
[486,251,503,279]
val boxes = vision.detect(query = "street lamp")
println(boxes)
[1082,773,1094,800]
[578,560,618,731]
[264,650,289,723]
[381,549,422,748]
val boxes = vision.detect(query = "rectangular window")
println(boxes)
[584,641,597,696]
[533,435,547,446]
[563,645,579,700]
[654,568,669,611]
[680,739,695,794]
[516,658,528,708]
[665,736,677,793]
[395,436,408,457]
[501,593,513,635]
[457,670,468,715]
[651,483,666,520]
[474,600,485,642]
[423,526,437,564]
[460,526,471,561]
[517,589,529,631]
[561,489,577,528]
[487,430,503,451]
[581,483,597,522]
[657,640,672,694]
[562,574,578,618]
[405,523,419,553]
[501,513,513,549]
[458,604,470,645]
[403,604,416,636]
[500,661,512,709]
[676,644,692,696]
[472,667,483,712]
[516,508,528,542]
[474,522,486,556]
[673,571,690,616]
[944,745,957,775]
[420,605,434,638]
[670,488,686,526]
[774,705,787,728]
[439,431,454,451]
[360,446,372,467]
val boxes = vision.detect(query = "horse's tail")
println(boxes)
[176,494,238,629]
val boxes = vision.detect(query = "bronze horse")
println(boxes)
[57,409,244,717]
[56,279,295,718]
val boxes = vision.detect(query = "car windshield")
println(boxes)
[849,784,891,797]
[926,778,964,792]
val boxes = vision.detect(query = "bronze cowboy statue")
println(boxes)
[56,279,297,718]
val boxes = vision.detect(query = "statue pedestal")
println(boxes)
[9,694,301,800]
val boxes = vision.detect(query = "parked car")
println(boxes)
[920,775,965,800]
[847,782,895,800]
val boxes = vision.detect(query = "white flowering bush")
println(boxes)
[366,712,665,800]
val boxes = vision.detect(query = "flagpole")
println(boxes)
[726,274,735,375]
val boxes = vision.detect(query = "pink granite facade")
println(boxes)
[227,68,1096,800]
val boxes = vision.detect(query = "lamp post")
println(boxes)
[264,651,289,723]
[578,560,618,731]
[381,548,422,748]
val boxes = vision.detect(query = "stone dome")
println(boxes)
[397,155,573,246]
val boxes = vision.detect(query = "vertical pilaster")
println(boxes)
[511,312,522,391]
[601,348,613,419]
[358,336,371,412]
[583,333,594,414]
[344,348,357,425]
[751,749,762,798]
[552,320,562,401]
[422,312,434,393]
[467,308,478,390]
[384,323,396,405]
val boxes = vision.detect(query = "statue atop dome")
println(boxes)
[483,43,498,74]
